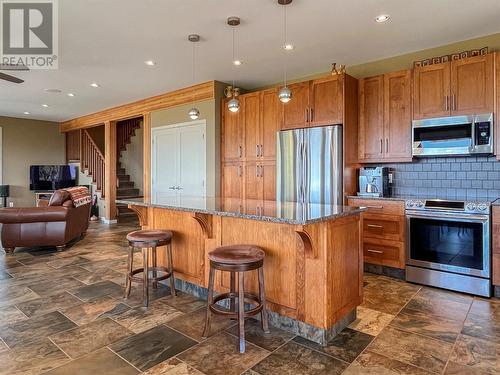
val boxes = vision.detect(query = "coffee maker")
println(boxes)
[358,167,392,197]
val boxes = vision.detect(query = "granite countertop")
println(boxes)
[116,197,365,225]
[348,195,500,204]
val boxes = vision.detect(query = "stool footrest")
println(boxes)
[129,267,172,284]
[210,292,263,317]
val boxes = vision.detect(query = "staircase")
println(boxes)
[80,129,105,197]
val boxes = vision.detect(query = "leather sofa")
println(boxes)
[0,190,90,253]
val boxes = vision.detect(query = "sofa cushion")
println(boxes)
[49,190,71,206]
[0,207,69,224]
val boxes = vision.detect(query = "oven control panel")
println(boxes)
[405,199,490,215]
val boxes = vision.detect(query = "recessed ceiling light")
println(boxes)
[44,88,61,93]
[41,104,49,108]
[90,83,100,88]
[67,93,75,97]
[23,111,30,115]
[144,60,156,66]
[283,44,295,51]
[233,60,243,66]
[375,14,390,23]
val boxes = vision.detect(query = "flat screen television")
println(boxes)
[30,165,77,191]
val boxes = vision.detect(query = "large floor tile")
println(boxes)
[61,295,130,325]
[348,306,395,336]
[50,317,133,358]
[27,276,86,297]
[368,326,454,373]
[160,292,206,313]
[142,357,203,375]
[0,305,29,325]
[227,318,295,352]
[361,276,420,315]
[0,311,77,347]
[448,334,499,375]
[110,325,197,371]
[293,328,373,363]
[46,256,91,269]
[71,267,124,285]
[72,280,124,301]
[16,291,83,317]
[121,284,174,308]
[462,300,500,342]
[0,338,69,375]
[0,286,40,308]
[343,350,432,374]
[251,340,348,375]
[166,306,235,341]
[43,347,139,375]
[179,332,269,375]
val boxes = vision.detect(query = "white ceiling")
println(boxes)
[1,0,500,123]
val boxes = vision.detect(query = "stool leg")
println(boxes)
[230,271,236,313]
[258,267,270,334]
[167,242,176,296]
[202,267,215,339]
[142,247,149,307]
[152,247,158,290]
[238,271,246,353]
[124,245,134,298]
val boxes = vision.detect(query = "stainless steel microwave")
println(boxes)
[412,113,493,157]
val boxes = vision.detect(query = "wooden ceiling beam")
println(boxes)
[59,81,215,132]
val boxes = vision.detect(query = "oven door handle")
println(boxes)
[406,211,489,223]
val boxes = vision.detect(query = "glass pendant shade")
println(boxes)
[188,107,200,120]
[228,97,240,112]
[278,86,292,103]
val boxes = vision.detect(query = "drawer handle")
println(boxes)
[367,224,383,229]
[364,205,383,210]
[367,249,383,254]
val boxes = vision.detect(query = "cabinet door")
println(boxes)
[260,89,281,160]
[413,62,450,119]
[242,93,261,161]
[243,162,262,201]
[358,76,384,161]
[222,163,242,199]
[222,101,241,161]
[384,70,412,161]
[282,81,310,130]
[497,53,500,160]
[451,54,494,115]
[310,76,343,126]
[261,162,276,201]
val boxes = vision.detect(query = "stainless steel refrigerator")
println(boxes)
[276,125,343,205]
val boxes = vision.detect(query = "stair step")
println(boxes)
[117,174,130,182]
[117,168,126,175]
[117,187,140,196]
[118,181,134,188]
[117,194,143,200]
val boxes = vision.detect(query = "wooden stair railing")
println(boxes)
[117,118,141,155]
[80,129,105,197]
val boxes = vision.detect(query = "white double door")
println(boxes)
[151,120,206,204]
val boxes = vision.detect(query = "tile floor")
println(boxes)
[0,219,498,375]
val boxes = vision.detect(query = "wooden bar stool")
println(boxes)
[125,230,176,307]
[202,245,269,353]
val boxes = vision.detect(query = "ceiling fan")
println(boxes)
[0,63,29,84]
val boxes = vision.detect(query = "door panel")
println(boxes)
[242,93,260,161]
[179,125,206,197]
[222,163,242,199]
[451,54,494,115]
[261,89,281,160]
[282,81,310,130]
[261,162,276,201]
[152,128,178,202]
[413,62,450,119]
[244,162,261,201]
[222,101,241,161]
[359,76,384,161]
[310,76,343,126]
[384,70,412,160]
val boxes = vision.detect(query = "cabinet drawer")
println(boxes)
[348,198,405,216]
[493,253,500,286]
[363,239,405,269]
[493,207,500,254]
[363,214,404,242]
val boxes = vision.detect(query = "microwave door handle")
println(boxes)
[471,118,476,151]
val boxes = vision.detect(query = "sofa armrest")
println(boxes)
[0,207,70,224]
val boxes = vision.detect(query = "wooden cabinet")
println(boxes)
[221,162,242,199]
[242,93,261,161]
[282,81,310,130]
[243,161,276,213]
[497,53,500,160]
[348,198,406,269]
[493,206,500,286]
[261,88,281,160]
[310,76,343,126]
[221,100,242,162]
[413,54,494,119]
[358,70,412,163]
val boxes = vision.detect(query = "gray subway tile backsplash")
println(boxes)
[383,156,500,200]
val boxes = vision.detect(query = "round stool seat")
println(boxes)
[126,230,172,246]
[208,245,264,265]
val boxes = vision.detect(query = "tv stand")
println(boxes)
[34,191,54,207]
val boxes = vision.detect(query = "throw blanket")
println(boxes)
[64,187,91,207]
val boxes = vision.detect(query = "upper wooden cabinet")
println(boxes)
[358,70,412,163]
[221,99,242,162]
[413,54,494,119]
[260,88,281,160]
[242,92,261,161]
[282,76,344,130]
[496,52,500,160]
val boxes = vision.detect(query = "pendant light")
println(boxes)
[278,0,293,103]
[227,16,241,113]
[188,34,200,120]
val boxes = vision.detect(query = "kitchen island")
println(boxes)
[116,197,365,344]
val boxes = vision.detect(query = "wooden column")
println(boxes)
[104,121,117,221]
[143,112,151,200]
